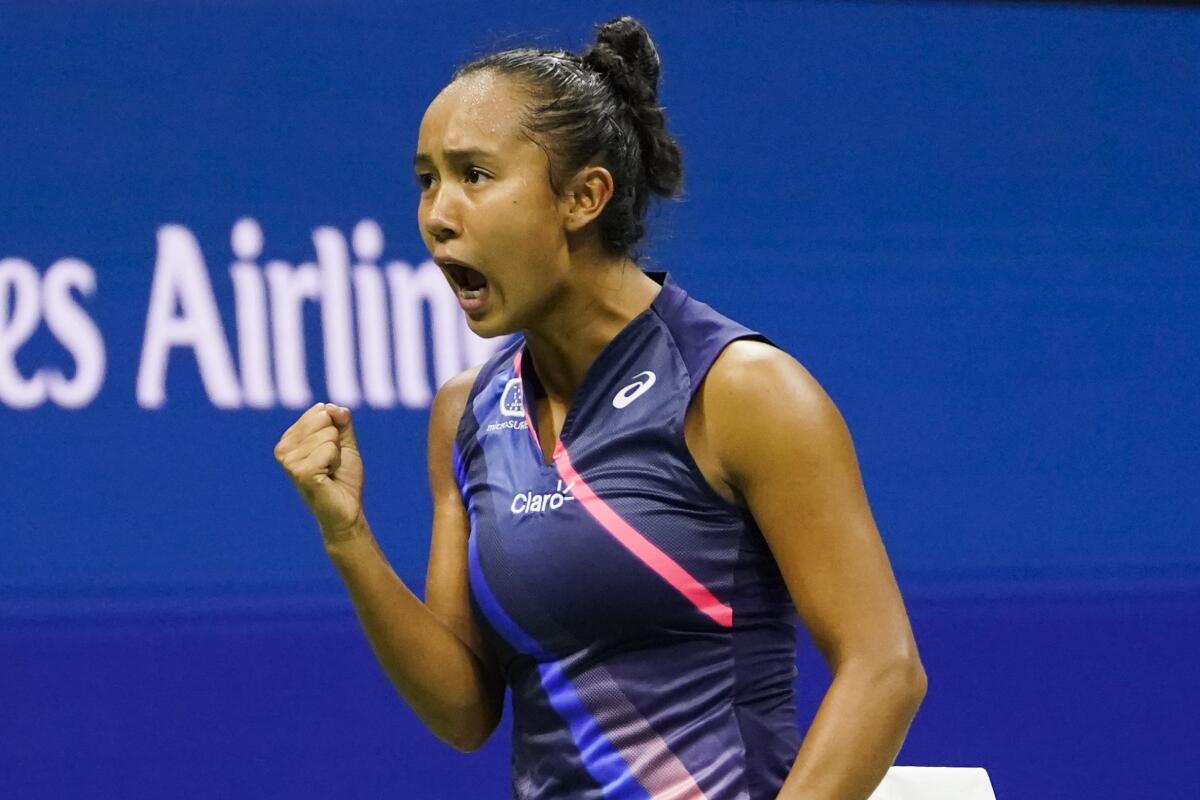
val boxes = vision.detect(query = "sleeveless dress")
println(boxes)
[452,273,799,799]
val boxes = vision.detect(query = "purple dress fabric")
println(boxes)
[453,273,799,799]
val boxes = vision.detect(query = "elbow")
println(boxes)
[440,718,496,753]
[840,649,927,712]
[427,665,506,753]
[446,730,491,754]
[891,651,928,712]
[907,657,929,708]
[436,700,503,753]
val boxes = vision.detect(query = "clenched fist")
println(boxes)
[275,402,365,541]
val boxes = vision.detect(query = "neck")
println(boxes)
[522,256,661,402]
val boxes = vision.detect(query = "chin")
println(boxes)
[463,309,515,340]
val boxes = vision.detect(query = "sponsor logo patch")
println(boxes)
[500,377,524,417]
[612,370,656,409]
[510,480,576,514]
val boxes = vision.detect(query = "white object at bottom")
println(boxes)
[867,767,997,800]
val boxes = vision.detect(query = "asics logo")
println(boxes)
[612,370,656,409]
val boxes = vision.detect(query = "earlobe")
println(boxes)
[563,165,615,233]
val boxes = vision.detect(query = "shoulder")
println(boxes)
[703,339,830,418]
[426,364,484,491]
[429,365,484,441]
[700,340,854,488]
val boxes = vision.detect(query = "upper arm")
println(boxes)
[703,341,920,669]
[425,366,497,671]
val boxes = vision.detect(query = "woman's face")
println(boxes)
[415,71,571,338]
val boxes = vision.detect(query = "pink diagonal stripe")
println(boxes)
[554,445,734,628]
[513,352,542,454]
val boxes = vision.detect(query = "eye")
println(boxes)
[465,167,490,184]
[415,172,435,190]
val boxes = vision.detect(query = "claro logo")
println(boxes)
[510,480,576,514]
[0,218,508,410]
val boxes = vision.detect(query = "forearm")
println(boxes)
[324,517,503,751]
[777,656,926,800]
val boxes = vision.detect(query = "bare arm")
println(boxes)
[699,341,927,800]
[274,369,504,751]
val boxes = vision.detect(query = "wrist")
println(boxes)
[320,510,369,548]
[322,521,381,575]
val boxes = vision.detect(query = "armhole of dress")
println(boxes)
[453,337,523,446]
[453,361,496,444]
[685,332,776,409]
[675,331,776,518]
[450,365,493,501]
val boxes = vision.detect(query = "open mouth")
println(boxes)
[438,259,490,304]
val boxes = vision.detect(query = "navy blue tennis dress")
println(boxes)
[452,273,799,799]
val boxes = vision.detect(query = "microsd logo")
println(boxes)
[485,418,528,433]
[510,480,576,515]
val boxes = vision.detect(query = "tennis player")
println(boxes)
[275,16,925,799]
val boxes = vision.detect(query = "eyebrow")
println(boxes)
[412,147,498,168]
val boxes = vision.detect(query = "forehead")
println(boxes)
[417,71,531,157]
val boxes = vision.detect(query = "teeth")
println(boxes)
[461,288,483,299]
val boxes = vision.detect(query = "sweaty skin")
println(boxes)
[278,68,925,799]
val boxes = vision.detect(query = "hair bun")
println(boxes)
[455,17,682,250]
[582,16,661,107]
[582,16,681,199]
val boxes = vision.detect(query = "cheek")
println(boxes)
[416,198,435,246]
[488,189,561,250]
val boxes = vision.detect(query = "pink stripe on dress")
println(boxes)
[514,350,733,629]
[514,351,542,455]
[554,445,733,629]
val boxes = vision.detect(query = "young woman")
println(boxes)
[275,17,926,800]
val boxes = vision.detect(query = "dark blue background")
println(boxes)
[2,2,1197,797]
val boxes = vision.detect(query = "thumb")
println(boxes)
[323,403,359,449]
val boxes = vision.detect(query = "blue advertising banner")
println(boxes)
[3,1,1196,616]
[1,3,1198,798]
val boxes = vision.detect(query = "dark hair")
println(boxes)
[453,16,683,256]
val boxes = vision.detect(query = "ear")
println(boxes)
[560,164,615,233]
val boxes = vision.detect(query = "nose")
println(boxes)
[422,185,461,243]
